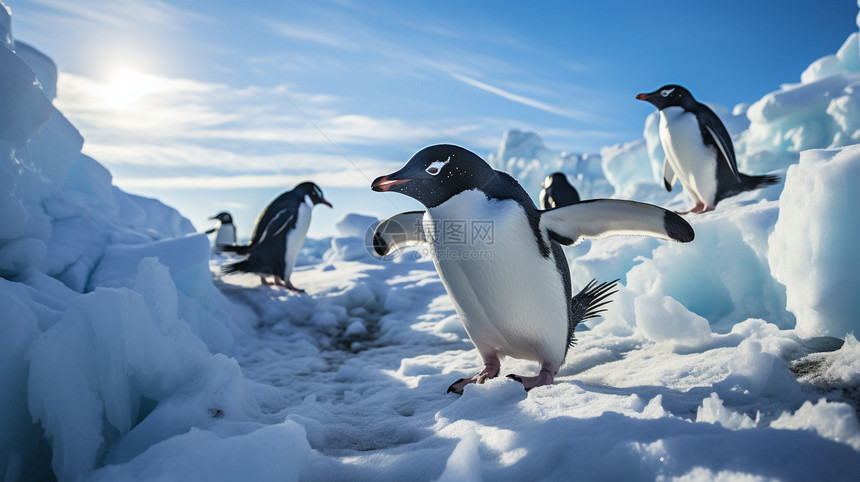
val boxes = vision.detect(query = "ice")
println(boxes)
[26,258,261,479]
[334,212,378,238]
[0,2,10,50]
[635,294,712,345]
[802,33,860,84]
[488,129,612,202]
[599,200,794,337]
[437,432,482,482]
[4,1,860,480]
[769,146,860,338]
[14,40,58,101]
[771,399,860,451]
[600,139,656,197]
[91,421,310,482]
[324,213,378,262]
[0,46,52,145]
[695,393,757,430]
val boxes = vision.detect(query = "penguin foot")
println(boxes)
[261,276,305,292]
[446,378,470,394]
[282,280,306,293]
[446,361,500,394]
[506,369,554,391]
[678,203,715,215]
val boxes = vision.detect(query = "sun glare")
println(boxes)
[103,68,158,107]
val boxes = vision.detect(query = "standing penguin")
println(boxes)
[540,172,581,209]
[206,212,237,253]
[222,182,332,291]
[371,145,694,393]
[637,84,778,214]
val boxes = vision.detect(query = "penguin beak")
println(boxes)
[319,198,333,208]
[371,175,412,192]
[635,93,649,101]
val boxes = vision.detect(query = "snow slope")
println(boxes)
[2,1,860,480]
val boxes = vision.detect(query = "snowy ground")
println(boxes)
[198,254,860,482]
[4,1,860,481]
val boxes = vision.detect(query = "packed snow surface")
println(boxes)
[3,2,860,481]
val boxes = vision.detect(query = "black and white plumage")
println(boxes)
[637,84,779,214]
[371,144,694,393]
[222,182,331,291]
[540,172,581,209]
[206,212,237,253]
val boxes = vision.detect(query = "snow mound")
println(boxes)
[0,9,264,480]
[802,32,860,84]
[771,398,860,451]
[325,213,379,262]
[769,146,860,338]
[91,421,310,482]
[488,129,611,203]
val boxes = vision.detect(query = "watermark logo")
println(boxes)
[364,218,495,261]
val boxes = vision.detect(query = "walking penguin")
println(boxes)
[637,84,778,213]
[371,144,694,393]
[222,182,332,291]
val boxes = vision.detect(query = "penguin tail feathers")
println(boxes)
[222,259,253,275]
[568,278,619,348]
[740,173,780,192]
[220,244,251,255]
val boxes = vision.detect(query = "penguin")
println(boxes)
[205,212,237,253]
[222,182,332,291]
[370,145,694,393]
[540,172,581,209]
[636,84,779,214]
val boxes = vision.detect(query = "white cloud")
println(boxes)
[116,171,372,190]
[263,19,355,50]
[54,70,495,188]
[28,0,212,30]
[448,71,599,123]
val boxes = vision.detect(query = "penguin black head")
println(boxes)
[636,84,697,110]
[293,182,333,208]
[371,144,497,208]
[540,172,581,209]
[209,212,233,224]
[542,172,570,190]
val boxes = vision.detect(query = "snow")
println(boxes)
[2,2,860,481]
[769,146,860,339]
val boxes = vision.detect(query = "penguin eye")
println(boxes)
[661,88,675,97]
[425,158,450,176]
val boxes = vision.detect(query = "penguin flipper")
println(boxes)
[372,211,427,257]
[205,227,216,234]
[662,157,676,192]
[703,123,740,182]
[256,209,296,246]
[541,199,694,245]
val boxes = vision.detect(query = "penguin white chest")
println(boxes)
[425,190,569,368]
[214,223,236,248]
[283,200,312,280]
[660,107,718,204]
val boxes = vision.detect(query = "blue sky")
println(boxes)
[7,0,858,237]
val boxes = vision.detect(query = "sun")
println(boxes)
[103,68,158,108]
